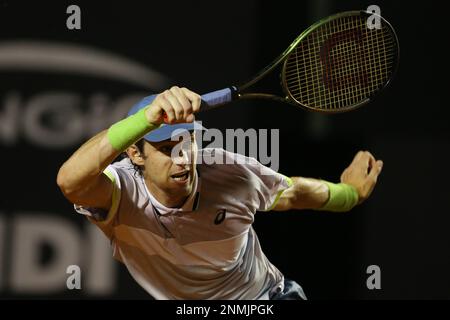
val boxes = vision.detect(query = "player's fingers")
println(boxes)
[349,151,366,171]
[358,159,381,204]
[348,151,368,175]
[171,86,193,119]
[186,114,195,123]
[157,95,176,124]
[365,151,376,166]
[367,155,378,175]
[181,87,201,112]
[164,90,184,122]
[361,161,383,204]
[353,150,365,162]
[367,159,383,182]
[352,151,374,174]
[362,151,377,176]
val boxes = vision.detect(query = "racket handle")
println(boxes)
[140,87,237,123]
[200,87,236,111]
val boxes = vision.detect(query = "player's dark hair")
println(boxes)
[114,139,144,176]
[130,139,144,176]
[135,139,145,153]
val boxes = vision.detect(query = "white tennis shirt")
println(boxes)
[75,148,293,299]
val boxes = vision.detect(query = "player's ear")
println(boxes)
[126,144,145,166]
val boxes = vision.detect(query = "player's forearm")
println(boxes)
[276,176,360,212]
[273,177,329,211]
[57,129,119,196]
[289,177,329,210]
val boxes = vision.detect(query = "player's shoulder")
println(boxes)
[199,148,256,166]
[198,148,263,177]
[106,157,141,183]
[109,157,136,172]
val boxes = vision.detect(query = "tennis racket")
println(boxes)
[147,10,399,116]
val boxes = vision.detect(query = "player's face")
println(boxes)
[141,132,198,207]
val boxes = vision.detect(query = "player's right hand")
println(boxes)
[145,86,201,125]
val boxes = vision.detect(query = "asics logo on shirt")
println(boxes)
[214,209,226,225]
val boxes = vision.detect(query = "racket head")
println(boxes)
[281,10,399,113]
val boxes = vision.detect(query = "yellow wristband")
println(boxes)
[107,107,159,151]
[317,181,359,212]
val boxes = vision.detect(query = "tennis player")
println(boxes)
[57,86,383,299]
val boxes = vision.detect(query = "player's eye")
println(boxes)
[159,146,172,154]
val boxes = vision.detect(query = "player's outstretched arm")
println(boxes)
[273,150,383,212]
[56,86,200,210]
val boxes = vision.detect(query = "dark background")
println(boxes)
[0,0,449,299]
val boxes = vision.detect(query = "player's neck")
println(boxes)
[153,189,189,208]
[145,180,193,209]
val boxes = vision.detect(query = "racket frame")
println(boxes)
[235,10,399,113]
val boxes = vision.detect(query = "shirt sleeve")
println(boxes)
[226,150,293,212]
[74,165,121,239]
[252,162,293,212]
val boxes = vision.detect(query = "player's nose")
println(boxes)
[172,147,191,166]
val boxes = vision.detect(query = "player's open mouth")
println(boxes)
[171,171,189,182]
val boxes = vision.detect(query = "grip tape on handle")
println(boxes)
[131,87,236,123]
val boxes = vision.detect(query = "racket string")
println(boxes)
[283,12,398,111]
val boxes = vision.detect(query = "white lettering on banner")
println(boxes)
[0,213,116,295]
[0,92,144,149]
[10,214,82,293]
[0,93,20,145]
[0,41,171,88]
[85,223,116,294]
[24,93,85,147]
